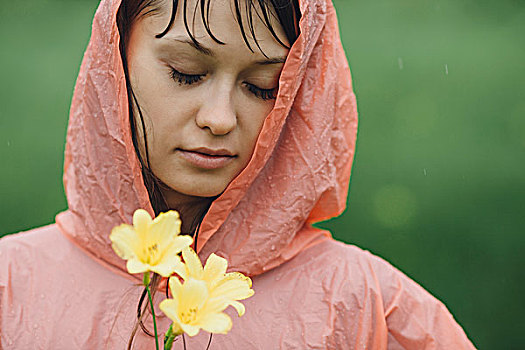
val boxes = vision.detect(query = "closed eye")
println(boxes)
[244,83,278,101]
[170,68,205,85]
[169,67,277,101]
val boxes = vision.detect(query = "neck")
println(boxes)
[158,185,215,235]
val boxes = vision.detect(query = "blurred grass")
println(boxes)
[1,0,524,348]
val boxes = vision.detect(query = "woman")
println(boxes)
[0,0,476,348]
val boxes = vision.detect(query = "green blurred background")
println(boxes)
[1,0,524,348]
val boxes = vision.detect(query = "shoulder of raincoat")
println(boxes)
[0,0,476,348]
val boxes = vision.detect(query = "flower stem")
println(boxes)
[144,273,159,350]
[163,324,175,350]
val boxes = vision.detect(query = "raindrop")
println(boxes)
[445,64,449,75]
[7,141,11,147]
[423,168,427,176]
[33,323,38,329]
[397,57,404,70]
[270,244,276,251]
[39,293,45,299]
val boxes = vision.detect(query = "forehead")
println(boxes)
[138,0,289,56]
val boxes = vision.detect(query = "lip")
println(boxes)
[186,147,235,157]
[177,147,236,170]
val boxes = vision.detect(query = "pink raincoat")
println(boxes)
[0,0,476,348]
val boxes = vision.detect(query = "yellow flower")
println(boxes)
[159,277,233,336]
[177,247,254,317]
[159,247,254,337]
[109,209,193,277]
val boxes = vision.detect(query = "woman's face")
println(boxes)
[126,0,289,199]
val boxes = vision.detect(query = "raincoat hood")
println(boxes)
[55,0,357,278]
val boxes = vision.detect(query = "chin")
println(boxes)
[167,179,229,198]
[182,187,225,198]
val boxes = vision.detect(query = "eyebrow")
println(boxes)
[163,37,287,65]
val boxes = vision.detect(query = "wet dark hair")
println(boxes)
[116,0,300,347]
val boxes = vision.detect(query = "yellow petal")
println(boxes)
[159,299,180,323]
[150,211,181,244]
[200,296,230,315]
[225,272,253,288]
[151,254,184,277]
[126,259,150,274]
[168,276,183,297]
[182,247,204,279]
[149,235,192,271]
[180,279,208,310]
[166,259,188,281]
[211,276,254,301]
[162,237,193,279]
[229,300,246,316]
[109,224,138,259]
[133,209,152,240]
[168,235,194,255]
[180,323,201,337]
[203,253,227,285]
[199,312,232,334]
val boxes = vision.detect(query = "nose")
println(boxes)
[195,85,237,136]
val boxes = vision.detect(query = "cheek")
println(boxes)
[239,101,275,153]
[130,76,194,154]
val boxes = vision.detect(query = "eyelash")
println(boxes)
[245,83,278,101]
[169,68,277,101]
[170,68,204,85]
